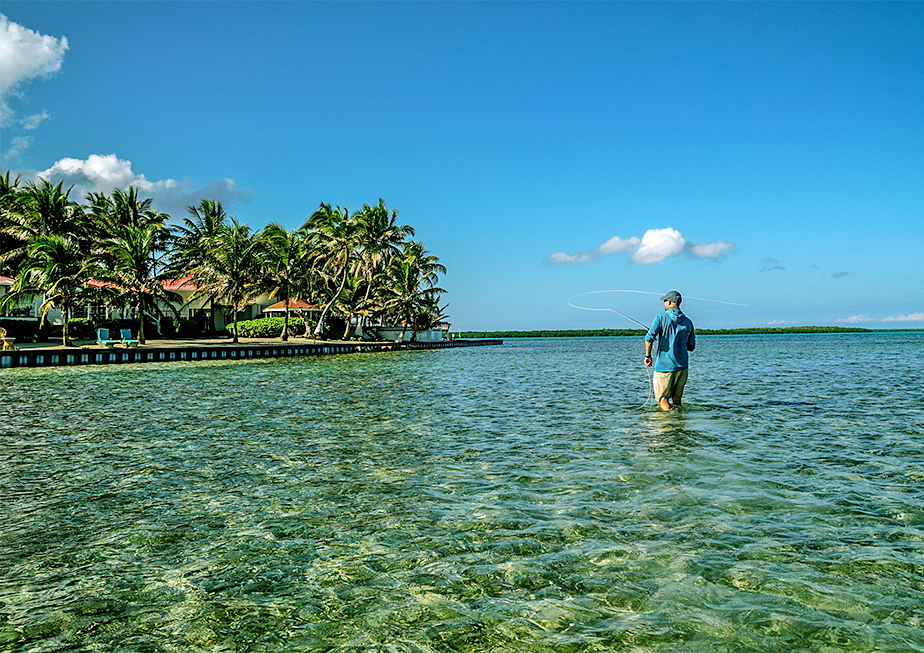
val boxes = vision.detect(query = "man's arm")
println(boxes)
[644,319,656,366]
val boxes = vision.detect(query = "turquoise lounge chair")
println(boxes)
[120,329,140,347]
[97,328,117,348]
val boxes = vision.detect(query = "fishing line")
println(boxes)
[569,289,749,307]
[567,292,654,409]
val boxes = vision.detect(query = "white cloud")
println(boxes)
[544,250,601,265]
[0,14,68,125]
[21,109,50,130]
[599,235,640,256]
[688,240,735,259]
[630,227,686,264]
[40,154,138,193]
[882,312,924,323]
[838,314,876,324]
[28,153,250,218]
[766,319,796,325]
[3,135,31,160]
[545,227,733,265]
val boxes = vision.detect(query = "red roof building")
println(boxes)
[262,299,321,312]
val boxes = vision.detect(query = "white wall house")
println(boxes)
[0,275,61,325]
[373,326,447,342]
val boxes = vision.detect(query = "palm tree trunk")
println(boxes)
[232,293,240,343]
[209,296,216,336]
[356,282,373,338]
[138,304,146,344]
[314,265,350,337]
[62,308,70,347]
[282,297,290,341]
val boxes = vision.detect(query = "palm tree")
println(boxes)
[0,179,88,272]
[0,172,23,275]
[303,203,355,337]
[0,179,92,334]
[172,199,229,268]
[188,218,259,343]
[88,187,169,237]
[0,171,21,208]
[380,241,447,342]
[171,199,230,334]
[0,235,103,347]
[101,226,180,344]
[252,223,314,341]
[402,240,447,288]
[330,269,368,340]
[351,199,414,337]
[413,293,450,336]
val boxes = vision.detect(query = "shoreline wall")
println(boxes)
[0,339,503,370]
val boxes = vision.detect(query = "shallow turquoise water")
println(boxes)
[1,334,923,652]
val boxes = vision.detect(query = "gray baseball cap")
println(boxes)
[660,290,682,303]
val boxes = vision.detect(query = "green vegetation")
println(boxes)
[460,328,646,339]
[0,172,447,346]
[224,316,312,339]
[458,325,919,339]
[697,326,881,335]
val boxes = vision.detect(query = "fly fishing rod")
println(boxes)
[567,292,656,409]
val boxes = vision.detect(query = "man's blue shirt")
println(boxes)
[645,308,695,372]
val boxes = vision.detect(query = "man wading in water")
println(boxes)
[644,290,696,411]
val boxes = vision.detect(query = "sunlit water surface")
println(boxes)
[2,334,923,652]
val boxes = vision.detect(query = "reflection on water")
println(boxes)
[1,334,923,651]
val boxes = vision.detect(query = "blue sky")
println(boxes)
[2,2,922,330]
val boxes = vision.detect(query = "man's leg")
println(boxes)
[670,369,689,407]
[653,372,672,411]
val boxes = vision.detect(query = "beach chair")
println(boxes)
[97,328,117,348]
[119,329,140,347]
[0,327,14,351]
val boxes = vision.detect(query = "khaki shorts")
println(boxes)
[653,369,689,402]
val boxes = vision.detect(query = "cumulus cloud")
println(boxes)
[0,14,68,126]
[882,312,924,323]
[28,153,251,218]
[838,314,876,324]
[629,228,686,264]
[545,227,734,265]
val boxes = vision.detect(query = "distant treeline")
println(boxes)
[460,328,645,339]
[457,326,923,339]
